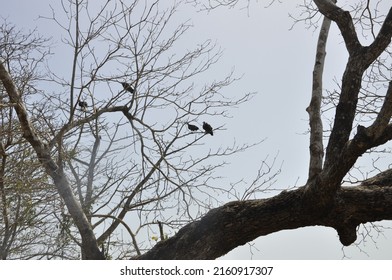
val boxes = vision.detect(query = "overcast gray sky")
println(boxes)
[2,0,391,259]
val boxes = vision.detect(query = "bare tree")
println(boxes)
[1,0,391,260]
[1,0,256,259]
[134,0,392,259]
[0,21,68,260]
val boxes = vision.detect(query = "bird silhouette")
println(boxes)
[78,100,88,111]
[203,122,213,136]
[187,123,199,131]
[121,82,134,93]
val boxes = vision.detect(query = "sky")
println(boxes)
[1,0,391,259]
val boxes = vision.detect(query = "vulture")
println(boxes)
[78,100,88,111]
[203,122,213,136]
[187,123,199,131]
[121,82,135,93]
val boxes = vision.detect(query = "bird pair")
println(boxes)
[77,81,134,111]
[188,122,213,136]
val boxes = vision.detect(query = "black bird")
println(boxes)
[121,82,135,93]
[202,122,213,136]
[187,123,199,131]
[78,100,88,111]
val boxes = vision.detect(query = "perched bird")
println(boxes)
[121,82,135,93]
[187,123,199,131]
[78,100,88,111]
[202,122,213,136]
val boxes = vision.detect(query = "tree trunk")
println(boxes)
[0,61,104,260]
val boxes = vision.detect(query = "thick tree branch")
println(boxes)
[317,2,392,186]
[347,122,392,164]
[323,83,392,185]
[366,7,392,64]
[367,81,392,139]
[135,181,392,259]
[306,12,333,180]
[334,184,392,245]
[321,57,363,185]
[362,168,392,187]
[313,0,361,55]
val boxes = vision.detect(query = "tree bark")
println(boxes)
[306,9,333,180]
[135,179,392,259]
